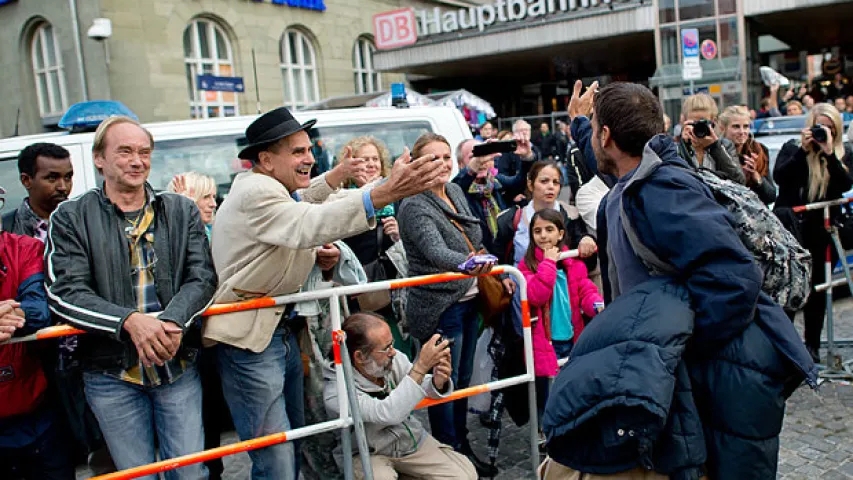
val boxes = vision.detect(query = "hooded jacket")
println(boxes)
[594,135,817,479]
[323,351,452,458]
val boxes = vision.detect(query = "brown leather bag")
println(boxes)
[450,219,511,325]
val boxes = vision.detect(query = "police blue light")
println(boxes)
[58,101,138,132]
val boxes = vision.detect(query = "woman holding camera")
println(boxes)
[774,103,853,362]
[718,106,777,204]
[678,94,746,184]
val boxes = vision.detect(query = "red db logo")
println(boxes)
[373,8,417,50]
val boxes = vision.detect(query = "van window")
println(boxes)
[148,121,433,197]
[0,155,26,213]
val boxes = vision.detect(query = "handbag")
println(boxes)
[449,219,511,324]
[356,227,393,312]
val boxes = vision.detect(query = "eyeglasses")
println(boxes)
[371,344,395,356]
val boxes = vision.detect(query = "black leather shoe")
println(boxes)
[806,345,821,365]
[459,444,499,478]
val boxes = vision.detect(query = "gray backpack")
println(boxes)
[622,167,812,311]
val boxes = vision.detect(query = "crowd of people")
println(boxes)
[1,76,852,480]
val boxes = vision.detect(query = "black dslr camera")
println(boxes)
[811,125,828,144]
[692,119,714,139]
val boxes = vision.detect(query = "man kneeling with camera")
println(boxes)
[324,313,477,480]
[678,93,746,184]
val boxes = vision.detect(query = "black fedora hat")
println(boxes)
[238,107,316,160]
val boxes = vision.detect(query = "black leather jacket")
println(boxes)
[45,184,217,371]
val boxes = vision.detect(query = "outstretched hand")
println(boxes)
[568,80,599,120]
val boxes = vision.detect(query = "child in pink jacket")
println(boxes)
[519,210,604,426]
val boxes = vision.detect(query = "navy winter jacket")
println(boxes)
[543,278,706,480]
[587,135,817,479]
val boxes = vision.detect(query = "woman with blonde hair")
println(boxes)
[338,136,405,319]
[678,93,746,184]
[168,171,217,238]
[774,103,853,362]
[397,132,510,477]
[718,105,777,204]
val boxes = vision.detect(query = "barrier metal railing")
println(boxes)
[2,266,539,479]
[793,197,853,379]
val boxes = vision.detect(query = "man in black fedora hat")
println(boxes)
[205,106,446,479]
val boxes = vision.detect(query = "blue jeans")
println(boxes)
[553,339,574,360]
[426,300,479,450]
[218,327,304,480]
[83,366,206,480]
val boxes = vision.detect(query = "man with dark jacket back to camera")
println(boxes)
[541,83,816,479]
[44,116,217,479]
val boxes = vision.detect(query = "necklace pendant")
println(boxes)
[125,226,134,234]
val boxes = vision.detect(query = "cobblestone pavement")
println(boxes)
[77,298,853,479]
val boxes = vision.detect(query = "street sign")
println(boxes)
[701,39,718,60]
[681,28,699,59]
[197,75,245,93]
[373,8,417,50]
[683,58,703,81]
[681,28,703,81]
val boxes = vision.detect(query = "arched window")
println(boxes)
[31,23,68,117]
[353,36,381,94]
[280,29,320,109]
[183,19,238,119]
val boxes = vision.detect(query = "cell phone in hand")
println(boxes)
[457,254,498,272]
[435,330,456,349]
[472,140,517,157]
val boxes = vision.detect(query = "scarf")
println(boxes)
[468,175,502,237]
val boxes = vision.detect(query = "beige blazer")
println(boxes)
[204,171,375,352]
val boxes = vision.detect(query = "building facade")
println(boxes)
[2,0,852,138]
[0,0,409,137]
[371,0,853,119]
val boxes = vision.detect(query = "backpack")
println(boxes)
[621,167,812,311]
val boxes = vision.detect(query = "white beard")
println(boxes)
[363,357,392,378]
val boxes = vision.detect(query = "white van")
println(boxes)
[0,106,472,209]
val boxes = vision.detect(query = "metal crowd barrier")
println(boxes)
[793,197,853,379]
[1,266,539,479]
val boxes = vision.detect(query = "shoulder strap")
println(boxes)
[619,193,678,277]
[503,206,524,263]
[449,219,476,254]
[1,209,17,233]
[512,206,523,231]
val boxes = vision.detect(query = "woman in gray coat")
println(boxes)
[398,133,512,477]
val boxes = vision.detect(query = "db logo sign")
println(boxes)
[373,8,417,50]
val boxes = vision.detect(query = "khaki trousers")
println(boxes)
[538,457,670,480]
[354,434,477,480]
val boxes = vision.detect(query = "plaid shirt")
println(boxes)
[103,202,188,387]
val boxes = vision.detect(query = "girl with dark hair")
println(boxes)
[518,209,604,436]
[494,161,596,267]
